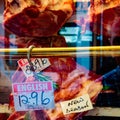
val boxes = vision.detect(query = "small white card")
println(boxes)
[60,94,93,115]
[12,81,55,111]
[17,58,51,77]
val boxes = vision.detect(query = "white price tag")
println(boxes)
[60,94,93,115]
[17,58,51,77]
[12,81,55,111]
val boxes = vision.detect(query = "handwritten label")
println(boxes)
[12,81,55,111]
[17,58,51,77]
[60,94,93,115]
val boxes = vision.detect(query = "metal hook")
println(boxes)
[27,45,35,71]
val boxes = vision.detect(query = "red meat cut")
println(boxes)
[3,0,74,37]
[8,36,103,120]
[88,0,120,64]
[88,0,120,38]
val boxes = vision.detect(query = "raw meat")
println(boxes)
[3,0,74,37]
[88,0,120,64]
[88,0,120,38]
[8,36,103,120]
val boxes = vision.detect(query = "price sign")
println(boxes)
[12,81,55,111]
[60,94,93,115]
[18,58,51,77]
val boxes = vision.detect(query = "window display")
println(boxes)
[0,0,120,120]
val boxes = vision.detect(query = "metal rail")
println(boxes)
[0,46,120,59]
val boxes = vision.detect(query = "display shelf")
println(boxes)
[85,107,120,117]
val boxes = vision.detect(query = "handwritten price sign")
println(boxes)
[60,94,93,115]
[12,81,55,111]
[17,58,51,77]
